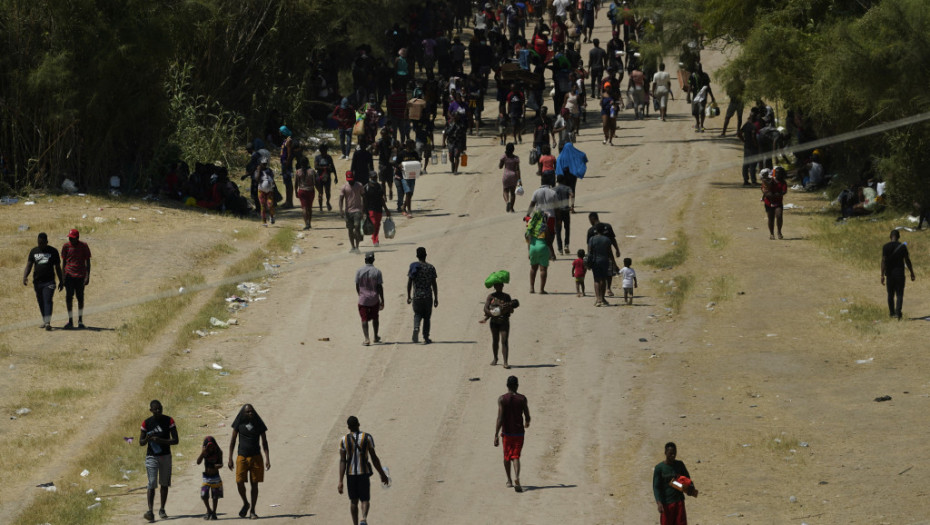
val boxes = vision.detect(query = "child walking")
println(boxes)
[197,436,224,520]
[619,257,637,305]
[573,249,587,297]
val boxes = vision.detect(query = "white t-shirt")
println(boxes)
[619,267,636,288]
[531,186,558,217]
[554,0,571,18]
[652,71,671,91]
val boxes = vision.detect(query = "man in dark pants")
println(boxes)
[881,229,916,319]
[23,232,63,330]
[738,110,759,185]
[588,38,608,98]
[61,228,91,329]
[586,213,621,296]
[338,416,389,525]
[139,400,179,522]
[407,247,438,344]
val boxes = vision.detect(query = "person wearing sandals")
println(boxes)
[197,436,224,520]
[338,416,390,525]
[588,222,618,306]
[227,404,270,520]
[494,375,531,493]
[140,400,179,522]
[480,271,520,368]
[499,143,522,213]
[355,252,384,345]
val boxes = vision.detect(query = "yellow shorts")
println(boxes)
[235,455,264,483]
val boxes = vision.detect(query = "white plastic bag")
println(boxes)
[383,217,396,239]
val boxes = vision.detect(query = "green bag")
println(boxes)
[484,270,511,289]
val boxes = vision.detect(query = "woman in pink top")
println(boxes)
[499,143,522,213]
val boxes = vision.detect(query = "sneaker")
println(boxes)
[144,510,155,522]
[412,331,419,343]
[159,509,168,519]
[63,321,75,330]
[423,337,432,345]
[78,322,86,329]
[44,323,51,331]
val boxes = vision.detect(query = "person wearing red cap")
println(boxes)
[61,229,91,329]
[339,171,365,253]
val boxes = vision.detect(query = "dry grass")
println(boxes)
[644,230,689,269]
[655,274,694,313]
[829,297,888,335]
[116,273,205,356]
[710,275,737,303]
[706,229,731,250]
[811,213,928,271]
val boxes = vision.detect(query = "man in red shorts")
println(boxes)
[355,252,384,346]
[494,375,531,492]
[653,441,698,525]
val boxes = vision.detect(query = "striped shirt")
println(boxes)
[340,432,375,476]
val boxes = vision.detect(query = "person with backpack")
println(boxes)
[256,159,277,226]
[532,106,554,159]
[338,416,390,525]
[314,144,338,212]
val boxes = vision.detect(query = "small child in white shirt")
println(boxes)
[619,257,637,305]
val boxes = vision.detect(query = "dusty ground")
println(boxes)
[2,17,930,525]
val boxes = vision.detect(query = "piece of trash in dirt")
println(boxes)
[93,216,107,223]
[127,217,138,222]
[24,201,35,205]
[0,196,19,205]
[263,262,275,271]
[894,226,915,232]
[874,395,892,402]
[226,318,238,325]
[800,442,810,447]
[15,407,31,415]
[199,391,211,396]
[318,337,330,341]
[625,235,637,238]
[80,469,90,477]
[706,302,716,309]
[219,371,230,376]
[226,295,248,303]
[211,363,223,370]
[209,317,228,328]
[469,377,481,381]
[123,437,134,444]
[291,245,304,255]
[639,338,648,342]
[789,496,798,503]
[37,482,54,488]
[269,504,281,507]
[194,330,208,337]
[855,358,873,364]
[17,224,29,232]
[783,203,801,209]
[182,349,191,354]
[650,353,658,358]
[766,333,778,337]
[178,287,185,294]
[87,502,101,510]
[86,488,96,495]
[656,237,668,241]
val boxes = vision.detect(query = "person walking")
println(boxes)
[651,63,673,122]
[494,375,531,493]
[587,212,622,297]
[553,175,575,255]
[338,416,390,525]
[587,222,618,306]
[363,178,391,247]
[279,126,295,209]
[61,228,91,329]
[499,143,522,213]
[738,110,760,185]
[256,159,277,225]
[294,159,315,230]
[481,271,519,368]
[139,400,179,522]
[355,252,384,346]
[653,442,698,525]
[339,171,365,253]
[332,98,356,159]
[407,247,438,344]
[227,404,270,520]
[762,166,787,240]
[196,436,224,520]
[314,144,338,212]
[23,232,63,330]
[881,229,916,320]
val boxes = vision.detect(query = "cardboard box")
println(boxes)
[407,98,426,120]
